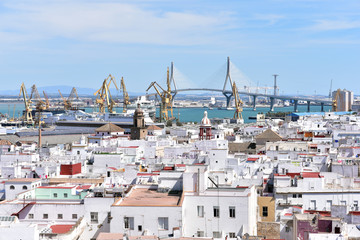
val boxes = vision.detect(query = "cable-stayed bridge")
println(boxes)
[167,57,332,112]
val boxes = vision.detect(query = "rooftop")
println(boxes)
[50,224,74,234]
[6,178,41,183]
[96,123,125,133]
[113,187,182,207]
[97,233,158,240]
[147,125,162,130]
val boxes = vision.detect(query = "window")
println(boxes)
[43,214,48,219]
[285,226,290,232]
[77,151,80,155]
[293,194,297,198]
[28,213,34,219]
[9,185,15,190]
[197,231,204,237]
[229,232,236,238]
[213,231,221,238]
[58,214,63,219]
[90,212,98,223]
[229,206,235,218]
[298,194,302,198]
[23,186,28,190]
[53,193,58,198]
[310,200,316,210]
[197,206,204,217]
[158,217,169,230]
[124,217,134,230]
[138,225,142,232]
[72,214,77,219]
[262,206,268,217]
[64,193,68,198]
[340,200,347,206]
[213,206,220,218]
[326,200,332,210]
[354,201,359,210]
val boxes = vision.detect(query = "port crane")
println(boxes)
[30,85,46,111]
[29,85,46,148]
[43,91,50,110]
[58,87,79,110]
[94,74,119,114]
[332,89,341,112]
[146,67,174,122]
[120,77,130,113]
[19,83,33,125]
[232,82,243,120]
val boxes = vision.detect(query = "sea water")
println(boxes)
[0,103,331,124]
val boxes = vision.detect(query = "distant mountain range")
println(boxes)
[0,85,144,97]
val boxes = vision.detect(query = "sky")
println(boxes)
[0,0,359,96]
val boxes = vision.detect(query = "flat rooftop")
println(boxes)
[6,178,41,183]
[113,188,182,207]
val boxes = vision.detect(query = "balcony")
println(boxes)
[278,199,303,206]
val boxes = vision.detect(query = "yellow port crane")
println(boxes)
[30,85,46,128]
[146,67,174,122]
[19,83,33,124]
[43,91,50,109]
[232,82,243,120]
[30,85,46,111]
[332,89,341,112]
[94,74,119,114]
[58,87,79,110]
[120,77,130,113]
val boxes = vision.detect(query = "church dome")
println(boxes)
[201,111,211,126]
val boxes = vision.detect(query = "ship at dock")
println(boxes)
[44,108,161,133]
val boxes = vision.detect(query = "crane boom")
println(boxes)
[94,74,119,114]
[120,77,130,112]
[146,68,174,122]
[59,87,78,110]
[43,91,49,109]
[232,82,243,120]
[19,83,33,124]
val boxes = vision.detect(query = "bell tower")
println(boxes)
[199,111,212,140]
[131,104,147,140]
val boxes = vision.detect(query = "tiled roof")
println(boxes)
[50,224,74,234]
[255,129,282,140]
[96,123,125,133]
[0,139,12,145]
[147,125,162,130]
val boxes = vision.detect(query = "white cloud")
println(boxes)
[0,1,234,45]
[309,19,360,31]
[253,14,284,25]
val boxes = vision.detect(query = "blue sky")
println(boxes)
[0,0,359,95]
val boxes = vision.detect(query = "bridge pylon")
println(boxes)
[169,62,178,102]
[223,56,233,108]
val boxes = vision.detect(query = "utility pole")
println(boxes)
[273,74,278,96]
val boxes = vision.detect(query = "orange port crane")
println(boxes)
[146,67,174,122]
[19,83,33,124]
[94,74,119,114]
[58,87,79,110]
[120,77,130,113]
[232,82,244,120]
